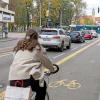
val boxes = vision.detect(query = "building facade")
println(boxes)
[79,16,96,25]
[0,0,15,30]
[95,17,100,25]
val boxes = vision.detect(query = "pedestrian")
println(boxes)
[2,25,8,38]
[8,29,54,100]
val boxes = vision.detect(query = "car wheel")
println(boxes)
[66,41,71,49]
[91,36,93,39]
[59,42,64,52]
[96,35,98,38]
[83,39,85,42]
[80,39,84,43]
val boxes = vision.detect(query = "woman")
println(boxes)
[8,29,54,100]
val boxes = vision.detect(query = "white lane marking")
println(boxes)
[71,47,79,51]
[71,43,86,51]
[0,52,65,59]
[0,52,12,58]
[53,53,65,59]
[0,47,13,51]
[80,43,86,47]
[90,60,95,64]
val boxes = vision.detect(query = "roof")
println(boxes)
[95,17,100,21]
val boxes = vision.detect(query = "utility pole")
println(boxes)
[60,9,62,27]
[98,7,100,13]
[26,2,30,30]
[47,0,51,27]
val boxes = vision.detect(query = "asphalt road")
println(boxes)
[0,36,100,100]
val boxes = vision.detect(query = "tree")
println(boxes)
[60,0,75,26]
[33,0,61,26]
[72,0,86,24]
[9,0,87,29]
[9,0,33,31]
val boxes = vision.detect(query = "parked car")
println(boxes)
[82,30,93,39]
[67,31,85,43]
[91,30,98,38]
[39,28,71,52]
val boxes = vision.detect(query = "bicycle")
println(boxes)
[29,64,59,100]
[4,64,59,100]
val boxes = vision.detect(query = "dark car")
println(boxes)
[68,31,85,43]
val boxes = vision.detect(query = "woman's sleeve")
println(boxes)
[35,46,54,72]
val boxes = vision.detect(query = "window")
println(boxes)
[69,32,80,36]
[40,30,58,35]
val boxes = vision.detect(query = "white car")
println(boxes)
[39,28,71,52]
[91,30,98,38]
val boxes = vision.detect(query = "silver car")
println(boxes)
[91,30,98,38]
[39,28,71,52]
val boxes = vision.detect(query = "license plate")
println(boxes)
[43,38,50,41]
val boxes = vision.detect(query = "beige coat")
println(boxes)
[9,46,54,80]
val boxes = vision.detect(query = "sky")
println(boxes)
[83,0,100,17]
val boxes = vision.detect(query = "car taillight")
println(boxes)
[53,36,60,39]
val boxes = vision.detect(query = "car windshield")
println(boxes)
[40,30,58,35]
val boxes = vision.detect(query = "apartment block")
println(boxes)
[0,0,15,29]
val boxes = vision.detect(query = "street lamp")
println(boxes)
[59,8,66,27]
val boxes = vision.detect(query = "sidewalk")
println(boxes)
[8,32,26,38]
[0,32,26,42]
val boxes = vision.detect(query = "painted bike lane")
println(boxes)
[47,38,100,100]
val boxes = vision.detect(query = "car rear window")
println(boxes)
[82,31,90,34]
[40,30,58,35]
[69,32,79,36]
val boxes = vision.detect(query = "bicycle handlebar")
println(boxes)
[45,64,59,76]
[51,64,59,74]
